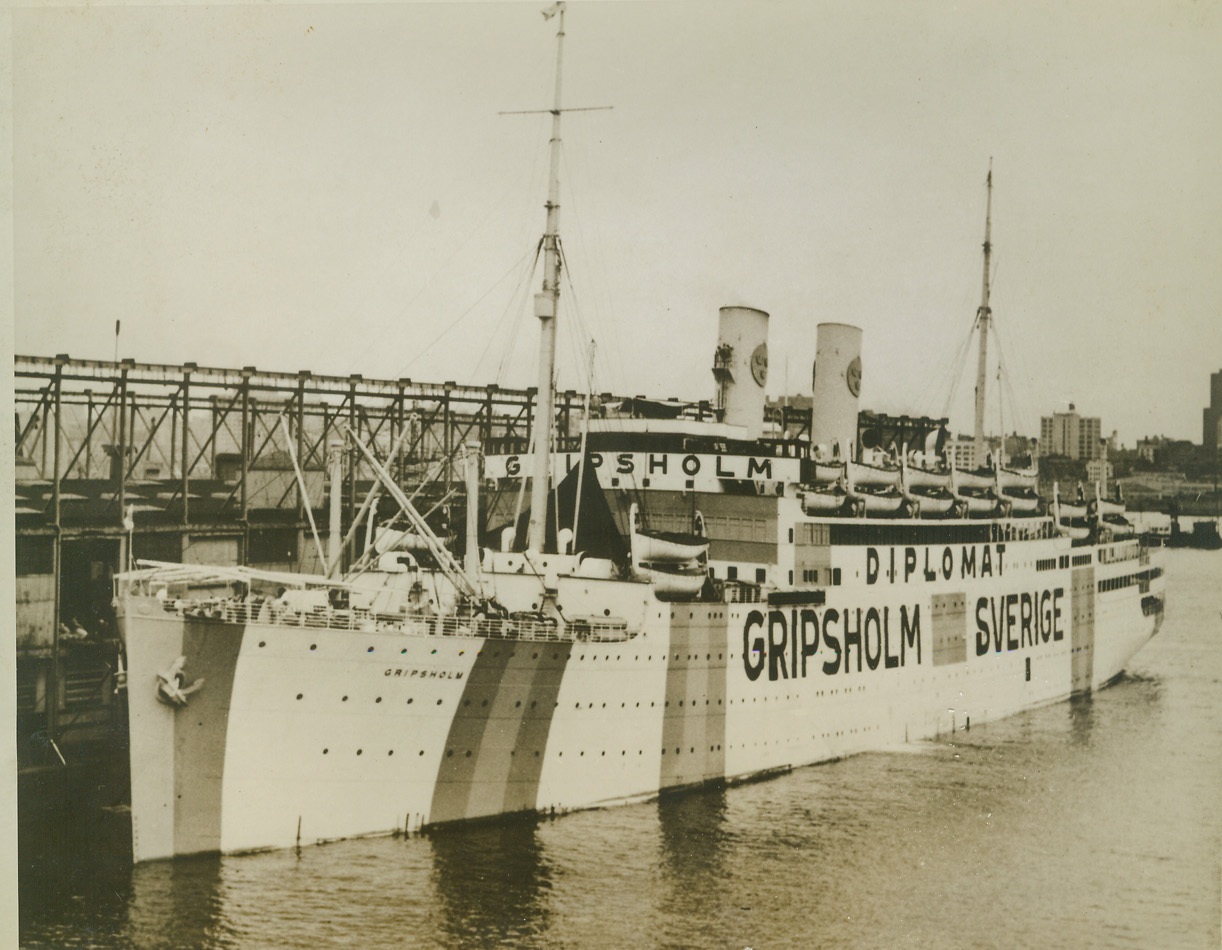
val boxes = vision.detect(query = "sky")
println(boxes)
[7,0,1222,445]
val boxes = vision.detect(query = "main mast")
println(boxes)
[972,161,993,468]
[526,2,567,553]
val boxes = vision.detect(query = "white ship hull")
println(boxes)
[120,527,1164,862]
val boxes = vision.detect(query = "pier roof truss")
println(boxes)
[13,355,574,548]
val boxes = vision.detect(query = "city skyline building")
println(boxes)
[1039,405,1103,460]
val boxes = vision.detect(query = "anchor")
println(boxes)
[156,655,205,708]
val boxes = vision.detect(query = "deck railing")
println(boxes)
[160,596,633,642]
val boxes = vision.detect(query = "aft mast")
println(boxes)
[972,161,993,468]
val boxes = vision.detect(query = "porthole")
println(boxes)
[357,749,363,756]
[258,641,266,648]
[366,647,374,653]
[400,648,407,655]
[446,750,454,757]
[376,697,382,703]
[296,693,303,700]
[436,699,443,706]
[342,695,349,702]
[323,748,329,754]
[407,698,414,704]
[388,750,394,756]
[310,644,317,651]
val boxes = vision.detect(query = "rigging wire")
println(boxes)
[986,261,1037,442]
[558,242,600,395]
[937,315,980,421]
[477,239,544,384]
[345,127,547,376]
[399,245,540,376]
[556,138,629,396]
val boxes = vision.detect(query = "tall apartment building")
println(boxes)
[1039,405,1103,460]
[1205,370,1222,455]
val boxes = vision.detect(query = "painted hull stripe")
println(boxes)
[175,620,244,856]
[661,609,727,790]
[429,642,573,823]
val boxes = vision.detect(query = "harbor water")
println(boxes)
[19,549,1222,949]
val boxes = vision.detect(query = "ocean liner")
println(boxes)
[115,5,1165,863]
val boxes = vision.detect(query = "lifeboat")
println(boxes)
[628,503,709,598]
[1002,490,1041,515]
[997,467,1038,491]
[801,485,848,514]
[635,561,709,596]
[1101,516,1136,539]
[907,488,957,516]
[848,460,902,488]
[955,490,998,516]
[848,486,908,515]
[632,529,709,562]
[1093,484,1126,518]
[899,449,951,504]
[904,464,951,490]
[1057,500,1088,519]
[1052,482,1088,520]
[953,468,995,491]
[809,460,846,484]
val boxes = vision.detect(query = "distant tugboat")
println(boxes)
[114,3,1166,863]
[1166,500,1222,550]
